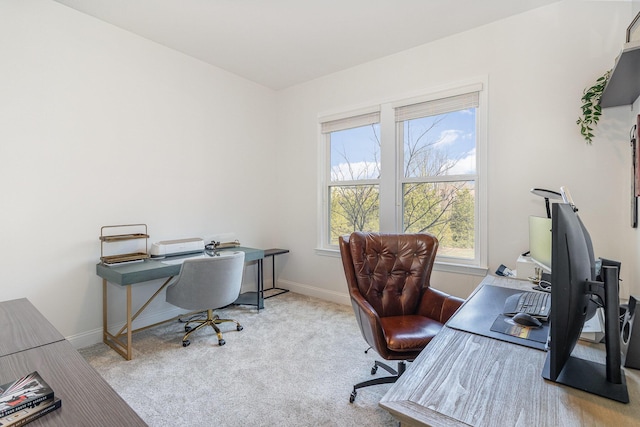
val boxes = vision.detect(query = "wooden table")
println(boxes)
[379,275,640,426]
[0,299,146,426]
[0,298,63,357]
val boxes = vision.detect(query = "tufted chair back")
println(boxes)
[339,231,463,361]
[343,231,437,317]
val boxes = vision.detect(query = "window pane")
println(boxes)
[330,124,380,182]
[329,185,379,245]
[403,181,475,259]
[403,109,476,178]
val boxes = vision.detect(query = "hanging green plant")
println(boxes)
[576,70,611,144]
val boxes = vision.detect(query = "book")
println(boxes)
[0,397,61,427]
[0,372,54,419]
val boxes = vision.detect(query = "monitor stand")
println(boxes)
[542,353,628,403]
[542,266,629,403]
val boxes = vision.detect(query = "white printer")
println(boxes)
[150,238,205,258]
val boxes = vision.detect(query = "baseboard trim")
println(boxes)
[277,279,350,306]
[69,282,349,349]
[67,327,103,350]
[67,306,186,349]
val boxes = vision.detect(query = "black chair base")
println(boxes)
[350,360,406,403]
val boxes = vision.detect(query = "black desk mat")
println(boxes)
[447,284,549,351]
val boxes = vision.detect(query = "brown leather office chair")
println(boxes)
[339,232,464,402]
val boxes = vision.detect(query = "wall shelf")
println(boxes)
[600,40,640,108]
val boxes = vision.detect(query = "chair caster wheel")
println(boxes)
[185,326,192,332]
[371,365,378,375]
[218,339,226,346]
[237,325,243,331]
[349,390,357,403]
[182,340,190,347]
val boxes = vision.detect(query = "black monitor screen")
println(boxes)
[542,203,628,403]
[546,203,592,380]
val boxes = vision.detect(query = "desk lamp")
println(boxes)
[530,188,563,218]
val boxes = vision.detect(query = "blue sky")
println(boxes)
[331,109,477,181]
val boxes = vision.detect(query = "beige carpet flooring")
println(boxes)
[79,292,399,427]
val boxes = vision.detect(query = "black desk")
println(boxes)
[262,248,290,299]
[447,284,549,350]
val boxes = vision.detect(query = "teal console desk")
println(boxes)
[96,247,264,360]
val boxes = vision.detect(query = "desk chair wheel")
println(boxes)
[349,390,357,403]
[218,339,226,346]
[237,325,243,331]
[182,340,190,347]
[371,365,378,375]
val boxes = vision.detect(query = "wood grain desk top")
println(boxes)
[0,298,64,357]
[0,340,146,426]
[379,275,640,427]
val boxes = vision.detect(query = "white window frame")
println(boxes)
[317,79,488,277]
[318,107,381,248]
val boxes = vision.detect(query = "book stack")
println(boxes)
[0,372,61,427]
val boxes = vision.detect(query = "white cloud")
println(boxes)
[448,148,476,175]
[435,129,462,147]
[331,161,380,181]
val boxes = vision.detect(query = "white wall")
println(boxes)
[275,1,639,302]
[0,0,278,346]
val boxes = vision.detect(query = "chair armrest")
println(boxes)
[441,294,465,323]
[350,292,388,354]
[417,287,465,324]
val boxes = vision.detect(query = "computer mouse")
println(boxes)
[512,312,542,328]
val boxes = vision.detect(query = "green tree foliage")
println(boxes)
[402,182,474,256]
[449,187,474,248]
[330,185,379,244]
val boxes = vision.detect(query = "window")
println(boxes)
[319,83,486,271]
[321,111,381,245]
[397,92,479,262]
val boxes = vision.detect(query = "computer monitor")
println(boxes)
[529,216,551,271]
[542,203,628,403]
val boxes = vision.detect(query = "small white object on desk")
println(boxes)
[580,307,605,343]
[150,238,204,257]
[516,254,537,280]
[161,251,237,265]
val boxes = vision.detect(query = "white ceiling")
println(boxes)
[53,0,560,90]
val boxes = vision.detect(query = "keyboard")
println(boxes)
[503,291,551,320]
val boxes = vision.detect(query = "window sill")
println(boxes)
[316,248,488,277]
[433,261,488,277]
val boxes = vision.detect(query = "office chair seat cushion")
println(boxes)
[380,315,442,352]
[166,252,245,310]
